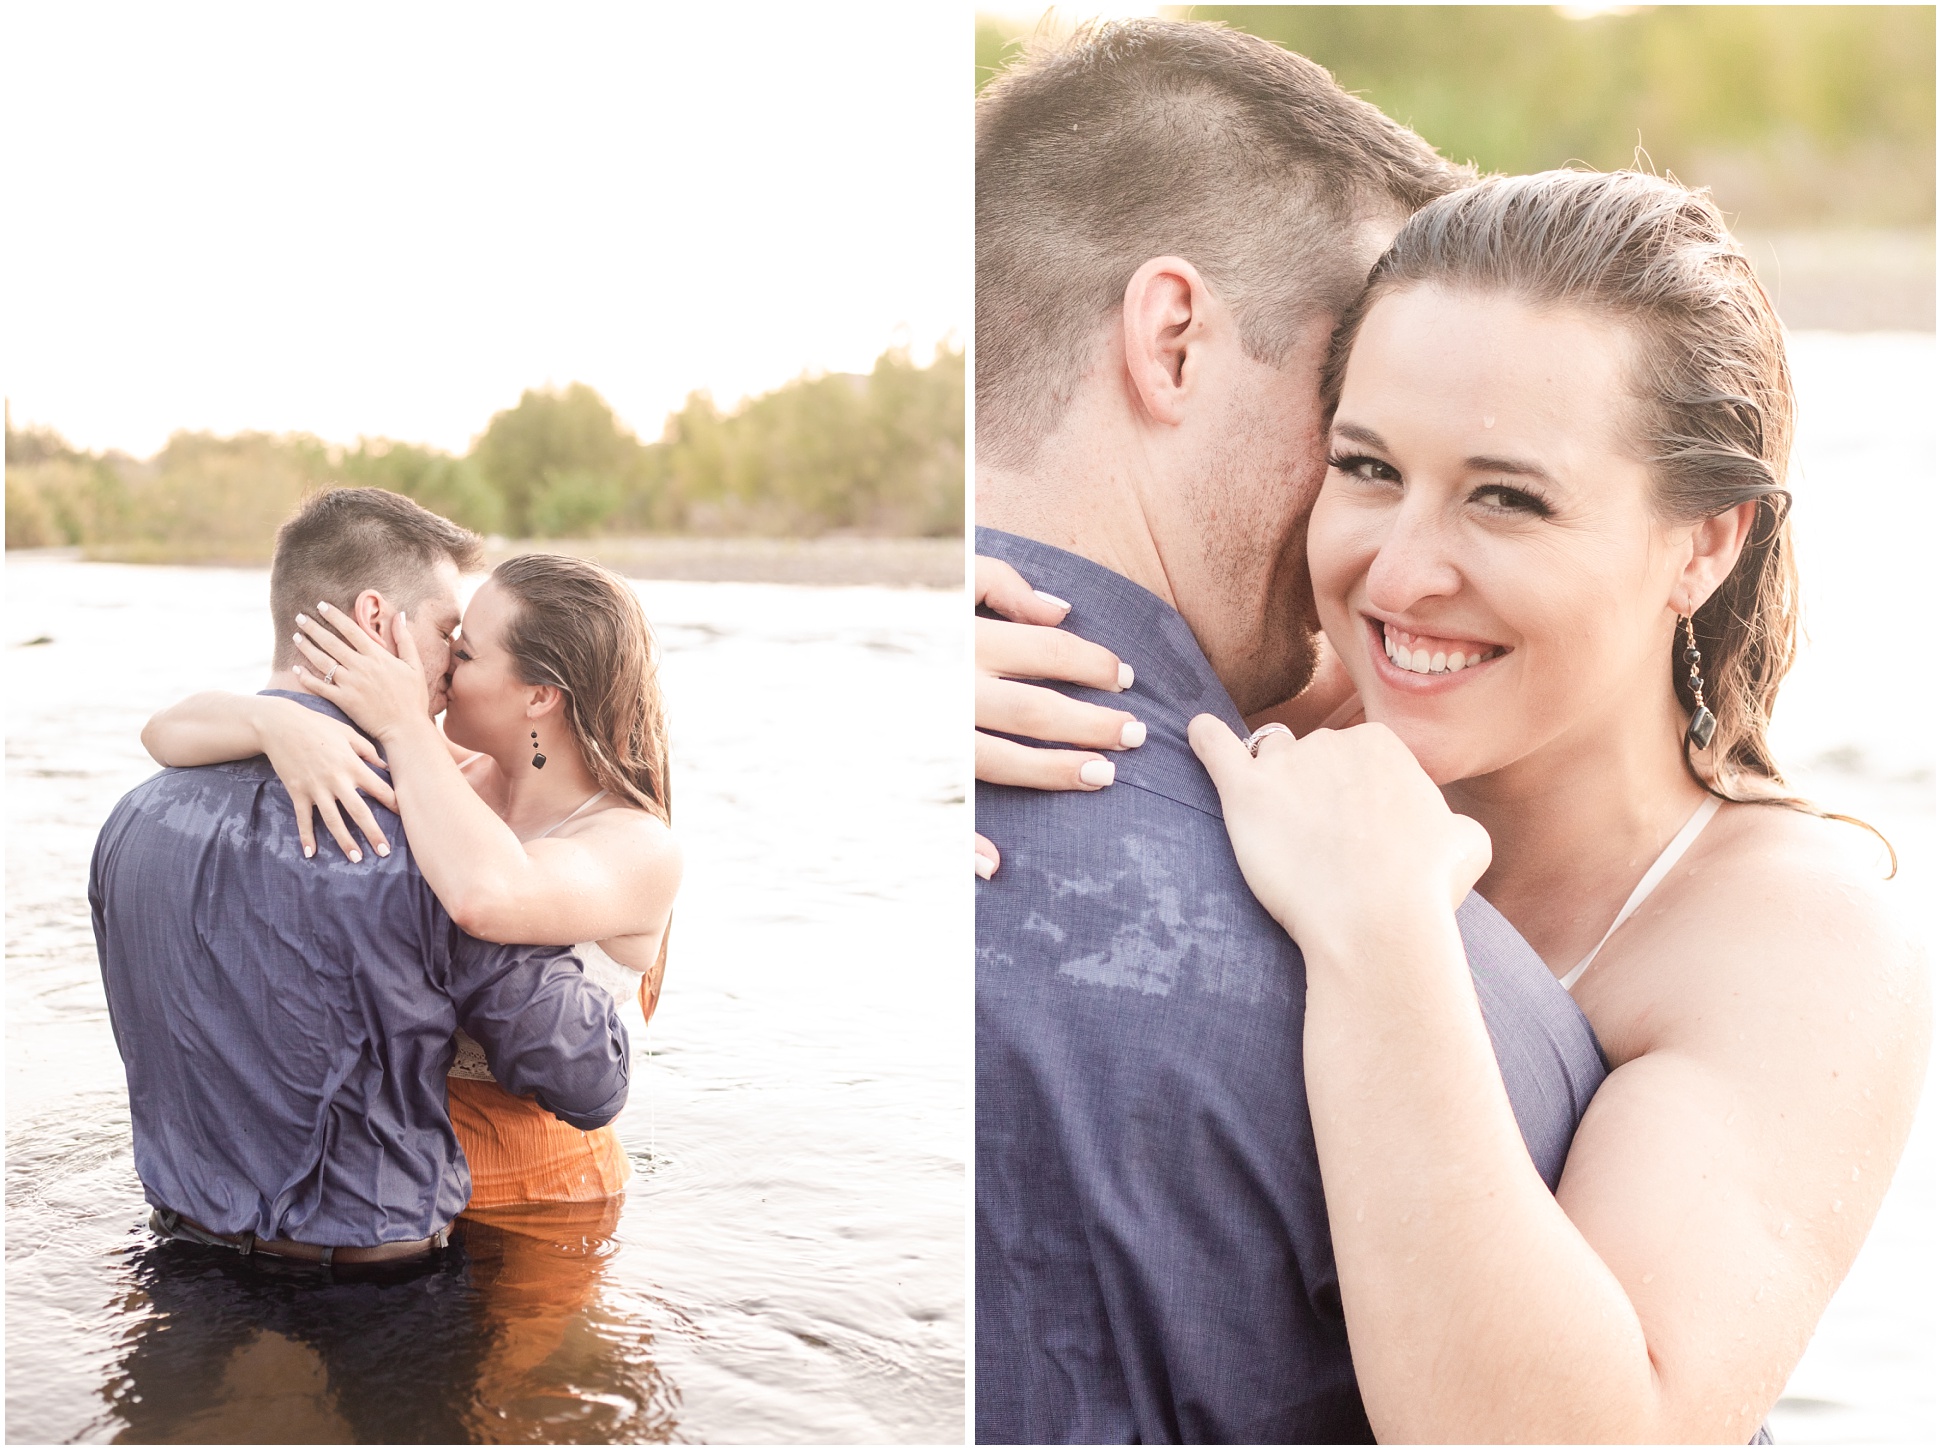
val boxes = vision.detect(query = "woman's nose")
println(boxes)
[1363,504,1462,613]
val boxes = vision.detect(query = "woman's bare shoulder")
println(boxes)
[555,800,682,870]
[1637,802,1927,1067]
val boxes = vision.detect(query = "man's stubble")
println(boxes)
[1182,386,1327,716]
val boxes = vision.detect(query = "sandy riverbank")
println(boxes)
[9,534,965,589]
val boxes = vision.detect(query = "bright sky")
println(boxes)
[4,4,967,457]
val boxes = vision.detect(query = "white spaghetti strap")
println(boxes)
[1559,795,1722,992]
[533,789,609,840]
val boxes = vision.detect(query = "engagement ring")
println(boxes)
[1246,723,1292,756]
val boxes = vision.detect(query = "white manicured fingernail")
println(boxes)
[974,852,995,880]
[1079,759,1115,787]
[348,849,362,863]
[375,844,390,857]
[1120,720,1146,748]
[1117,663,1135,690]
[295,614,309,625]
[1033,589,1071,611]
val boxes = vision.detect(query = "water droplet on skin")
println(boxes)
[1482,415,1495,428]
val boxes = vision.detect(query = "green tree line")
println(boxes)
[977,6,1934,228]
[6,343,964,560]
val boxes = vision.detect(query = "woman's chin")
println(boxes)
[1359,709,1502,788]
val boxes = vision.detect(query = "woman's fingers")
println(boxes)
[355,763,399,814]
[290,637,345,691]
[389,608,422,670]
[291,793,320,860]
[311,796,366,865]
[978,676,1144,751]
[338,789,392,859]
[293,610,362,668]
[976,555,1072,626]
[976,731,1116,791]
[312,600,380,655]
[345,728,386,767]
[1186,713,1257,795]
[979,617,1130,692]
[974,832,1000,879]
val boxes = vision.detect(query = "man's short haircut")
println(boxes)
[976,18,1474,467]
[269,487,483,667]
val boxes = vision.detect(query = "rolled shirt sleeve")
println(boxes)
[448,934,631,1131]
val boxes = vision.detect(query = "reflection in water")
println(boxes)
[93,1171,676,1442]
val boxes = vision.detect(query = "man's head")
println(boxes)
[268,487,482,714]
[976,19,1469,710]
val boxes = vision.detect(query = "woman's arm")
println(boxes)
[143,691,399,861]
[1189,715,1928,1443]
[294,604,682,947]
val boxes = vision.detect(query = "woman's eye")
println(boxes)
[1328,452,1400,484]
[1471,485,1552,516]
[453,648,473,663]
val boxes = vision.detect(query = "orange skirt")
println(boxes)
[449,1076,630,1208]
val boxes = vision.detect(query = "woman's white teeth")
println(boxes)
[1383,626,1491,676]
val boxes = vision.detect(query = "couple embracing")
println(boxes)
[92,486,681,1267]
[973,19,1927,1444]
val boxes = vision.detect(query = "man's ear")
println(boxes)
[1673,500,1758,615]
[1121,256,1220,428]
[349,589,389,644]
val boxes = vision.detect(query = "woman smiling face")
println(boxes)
[1309,283,1698,786]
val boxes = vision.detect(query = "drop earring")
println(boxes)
[530,729,547,770]
[1681,615,1717,750]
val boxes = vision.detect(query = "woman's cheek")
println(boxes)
[1307,493,1379,649]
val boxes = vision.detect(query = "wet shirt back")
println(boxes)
[90,691,631,1247]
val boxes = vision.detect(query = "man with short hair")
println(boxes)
[975,21,1608,1441]
[92,486,628,1267]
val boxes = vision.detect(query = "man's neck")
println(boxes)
[264,668,315,697]
[977,462,1179,612]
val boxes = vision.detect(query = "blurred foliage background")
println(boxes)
[976,7,1933,330]
[976,6,1934,227]
[6,344,963,559]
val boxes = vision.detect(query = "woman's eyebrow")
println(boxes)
[1465,453,1558,485]
[1331,421,1388,450]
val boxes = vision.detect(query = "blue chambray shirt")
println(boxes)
[975,528,1608,1444]
[89,690,630,1247]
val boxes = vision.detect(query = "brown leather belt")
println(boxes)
[152,1208,451,1266]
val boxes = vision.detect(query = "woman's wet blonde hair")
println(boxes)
[492,553,671,825]
[1325,173,1812,791]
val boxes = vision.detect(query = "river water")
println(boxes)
[4,569,966,1442]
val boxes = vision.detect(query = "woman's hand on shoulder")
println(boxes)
[256,698,400,863]
[1187,715,1490,960]
[976,555,1144,789]
[975,555,1145,877]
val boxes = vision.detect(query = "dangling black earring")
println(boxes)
[530,729,547,770]
[1681,615,1717,749]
